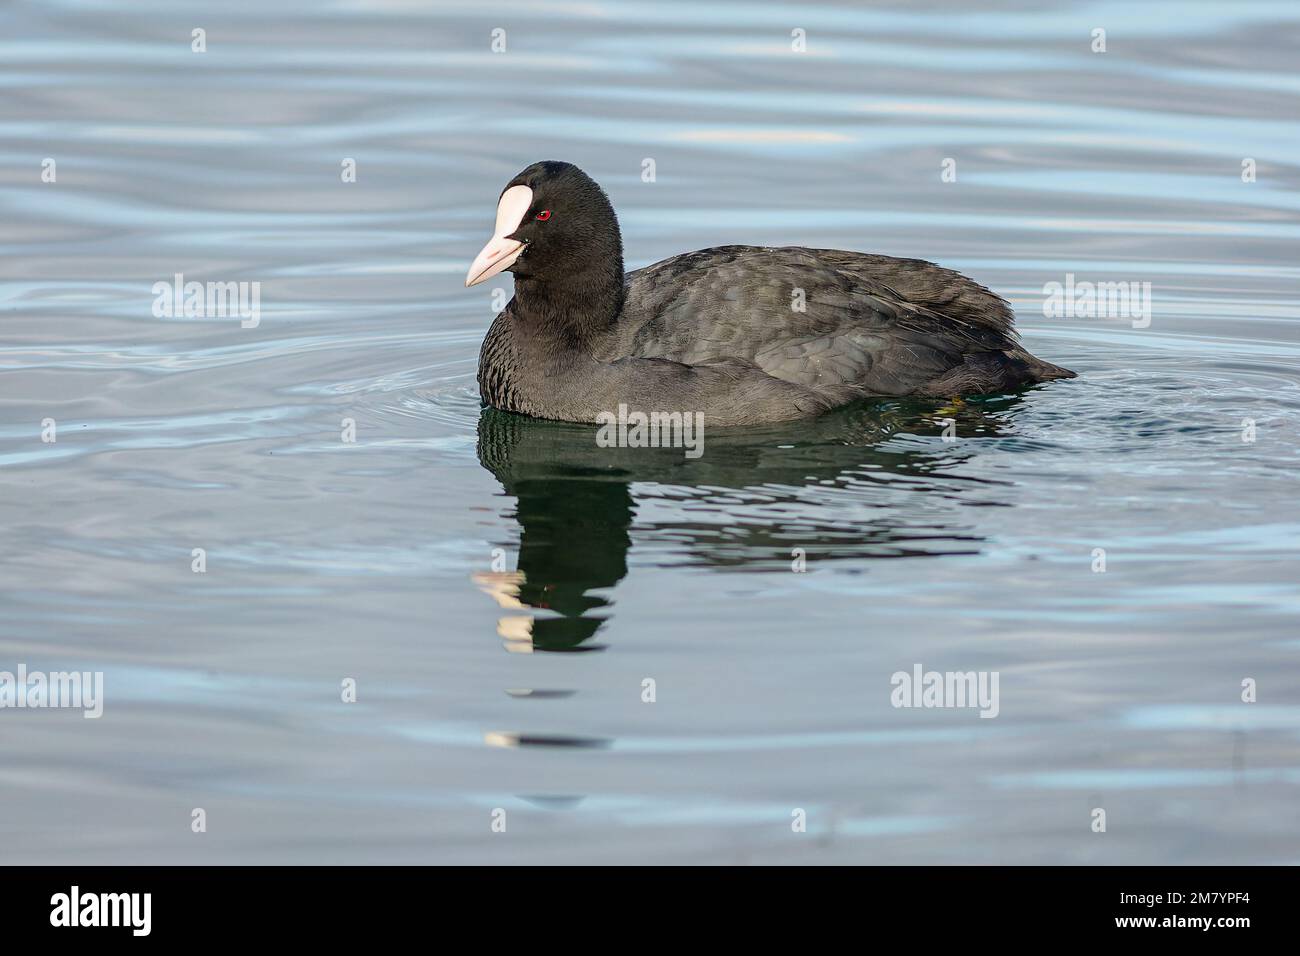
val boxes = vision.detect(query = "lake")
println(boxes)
[1,0,1298,863]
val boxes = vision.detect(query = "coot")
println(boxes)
[467,161,1074,426]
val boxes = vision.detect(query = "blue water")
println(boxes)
[1,0,1298,863]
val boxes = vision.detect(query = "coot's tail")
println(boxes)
[1019,350,1077,382]
[919,348,1076,397]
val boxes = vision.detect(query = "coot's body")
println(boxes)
[468,163,1074,426]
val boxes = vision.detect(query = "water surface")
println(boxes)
[2,0,1299,863]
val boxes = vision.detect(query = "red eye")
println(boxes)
[535,210,551,221]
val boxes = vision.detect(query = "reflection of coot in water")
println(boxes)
[474,396,1027,652]
[474,409,633,652]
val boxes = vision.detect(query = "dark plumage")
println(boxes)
[470,161,1074,426]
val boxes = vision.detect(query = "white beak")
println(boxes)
[465,184,533,287]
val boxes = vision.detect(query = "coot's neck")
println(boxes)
[510,252,625,354]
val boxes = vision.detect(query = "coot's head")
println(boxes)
[465,161,622,289]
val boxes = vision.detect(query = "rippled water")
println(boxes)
[2,0,1298,863]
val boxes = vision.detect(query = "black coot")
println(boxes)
[466,161,1075,426]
